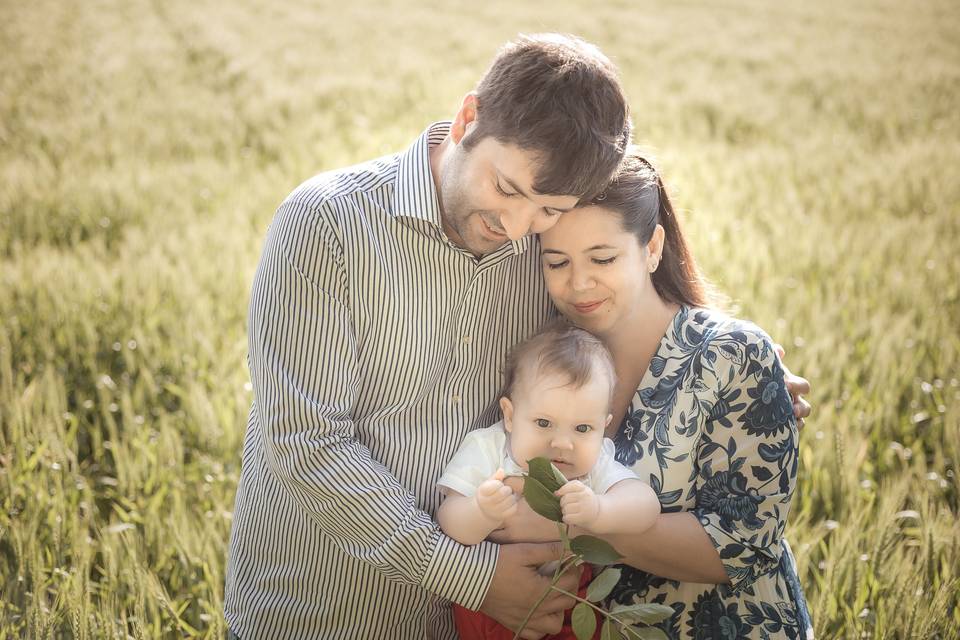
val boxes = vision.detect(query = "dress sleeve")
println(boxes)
[249,198,497,609]
[437,427,503,497]
[691,325,799,593]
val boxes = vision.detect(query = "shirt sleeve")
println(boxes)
[588,438,639,494]
[437,427,503,497]
[691,325,800,593]
[248,197,497,609]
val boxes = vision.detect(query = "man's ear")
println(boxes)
[500,396,514,432]
[450,93,478,144]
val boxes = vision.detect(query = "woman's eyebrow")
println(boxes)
[541,244,617,254]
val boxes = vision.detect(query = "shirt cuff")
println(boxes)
[419,530,499,610]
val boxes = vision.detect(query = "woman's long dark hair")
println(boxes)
[590,148,712,308]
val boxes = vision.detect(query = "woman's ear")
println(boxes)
[500,396,514,432]
[647,223,666,271]
[450,93,478,144]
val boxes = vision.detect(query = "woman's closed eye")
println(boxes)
[543,259,568,270]
[592,255,617,265]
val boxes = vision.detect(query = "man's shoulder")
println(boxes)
[284,153,400,218]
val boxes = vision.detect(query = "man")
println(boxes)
[224,33,809,639]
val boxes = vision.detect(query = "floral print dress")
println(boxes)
[609,307,812,639]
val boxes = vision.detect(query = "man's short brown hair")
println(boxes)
[464,33,631,202]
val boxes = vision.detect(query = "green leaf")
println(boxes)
[570,535,623,565]
[624,626,670,640]
[527,456,568,492]
[600,618,624,640]
[609,602,675,625]
[523,475,563,522]
[586,566,622,602]
[571,601,597,640]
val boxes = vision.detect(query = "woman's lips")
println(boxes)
[573,299,605,314]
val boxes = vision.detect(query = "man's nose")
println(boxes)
[499,206,537,241]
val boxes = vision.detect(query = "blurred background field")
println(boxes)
[1,0,958,637]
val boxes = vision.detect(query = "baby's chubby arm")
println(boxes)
[555,478,659,535]
[437,469,520,546]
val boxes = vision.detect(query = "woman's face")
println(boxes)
[539,206,656,337]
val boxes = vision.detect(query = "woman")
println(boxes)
[502,149,812,639]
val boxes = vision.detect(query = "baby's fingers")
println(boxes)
[554,480,586,497]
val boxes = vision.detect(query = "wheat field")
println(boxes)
[1,0,958,637]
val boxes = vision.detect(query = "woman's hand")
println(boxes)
[774,343,812,428]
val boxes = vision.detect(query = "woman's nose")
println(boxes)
[570,267,595,292]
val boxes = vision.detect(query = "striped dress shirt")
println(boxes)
[224,122,556,639]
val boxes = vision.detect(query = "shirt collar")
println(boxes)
[392,121,530,257]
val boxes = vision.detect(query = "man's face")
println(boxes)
[437,134,581,257]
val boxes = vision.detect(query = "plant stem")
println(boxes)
[510,553,580,640]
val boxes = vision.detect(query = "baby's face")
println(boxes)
[502,371,611,480]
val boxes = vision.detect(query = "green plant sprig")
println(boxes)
[512,457,673,640]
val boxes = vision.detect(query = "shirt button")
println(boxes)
[451,394,461,405]
[462,335,472,345]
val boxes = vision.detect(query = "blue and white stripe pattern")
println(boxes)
[225,123,556,639]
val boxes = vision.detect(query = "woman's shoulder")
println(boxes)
[677,307,781,380]
[681,307,777,350]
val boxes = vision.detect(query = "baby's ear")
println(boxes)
[500,397,514,431]
[605,414,613,429]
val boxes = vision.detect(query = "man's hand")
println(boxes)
[476,469,519,522]
[480,542,580,639]
[774,343,812,429]
[555,480,600,527]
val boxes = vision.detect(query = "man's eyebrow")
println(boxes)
[500,172,576,213]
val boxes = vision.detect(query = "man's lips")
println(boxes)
[573,300,605,314]
[479,217,507,240]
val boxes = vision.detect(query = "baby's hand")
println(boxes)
[476,469,518,522]
[555,480,600,527]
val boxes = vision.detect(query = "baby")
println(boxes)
[436,322,660,639]
[438,321,659,543]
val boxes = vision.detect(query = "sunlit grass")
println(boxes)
[1,0,958,637]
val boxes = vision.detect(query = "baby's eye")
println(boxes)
[575,424,592,433]
[536,418,551,429]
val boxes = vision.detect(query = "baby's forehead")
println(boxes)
[516,354,613,393]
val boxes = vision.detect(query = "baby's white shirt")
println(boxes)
[437,421,637,497]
